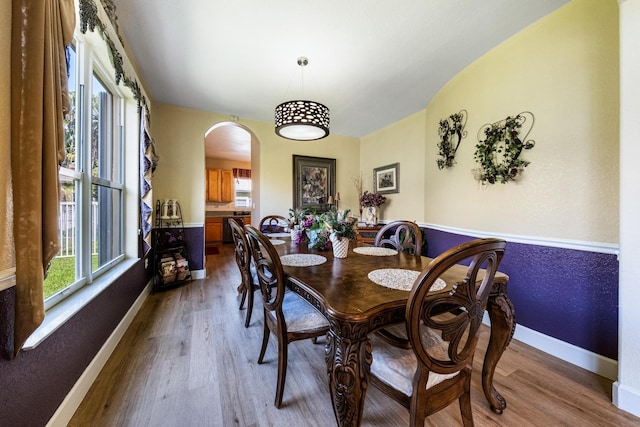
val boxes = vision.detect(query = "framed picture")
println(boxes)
[373,163,400,194]
[293,155,336,211]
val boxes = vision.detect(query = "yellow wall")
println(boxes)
[360,111,427,222]
[361,0,619,244]
[151,103,360,225]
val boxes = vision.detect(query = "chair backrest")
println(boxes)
[229,217,252,283]
[259,215,288,234]
[406,238,506,377]
[374,221,423,255]
[245,225,286,313]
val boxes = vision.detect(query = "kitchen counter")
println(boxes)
[205,211,251,218]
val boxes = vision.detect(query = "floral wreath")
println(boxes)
[436,110,467,169]
[473,112,536,185]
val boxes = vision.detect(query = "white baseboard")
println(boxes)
[613,381,640,418]
[46,281,152,427]
[191,268,206,280]
[483,313,618,380]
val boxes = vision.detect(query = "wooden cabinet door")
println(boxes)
[205,219,223,242]
[220,169,234,202]
[207,169,221,202]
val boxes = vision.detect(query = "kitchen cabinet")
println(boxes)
[205,217,223,243]
[207,169,234,202]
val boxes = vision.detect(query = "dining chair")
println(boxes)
[244,225,330,408]
[374,220,423,255]
[259,215,288,234]
[228,217,258,328]
[369,238,506,426]
[373,220,425,345]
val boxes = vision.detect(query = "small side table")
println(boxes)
[357,224,383,245]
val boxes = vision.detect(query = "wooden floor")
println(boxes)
[69,244,639,427]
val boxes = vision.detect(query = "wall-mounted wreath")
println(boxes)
[473,112,536,184]
[436,110,467,169]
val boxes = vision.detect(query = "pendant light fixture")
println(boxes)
[275,57,330,141]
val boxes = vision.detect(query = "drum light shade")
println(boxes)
[275,57,330,141]
[275,99,330,141]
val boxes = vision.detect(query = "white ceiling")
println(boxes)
[111,0,568,159]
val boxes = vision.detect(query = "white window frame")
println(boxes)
[44,35,127,310]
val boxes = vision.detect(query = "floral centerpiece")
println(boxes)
[323,207,358,240]
[288,207,311,243]
[303,215,331,250]
[287,207,310,229]
[322,207,358,258]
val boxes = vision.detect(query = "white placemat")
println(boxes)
[353,246,398,256]
[280,254,327,267]
[269,239,286,246]
[268,232,291,238]
[368,268,447,292]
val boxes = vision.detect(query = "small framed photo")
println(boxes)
[373,163,399,194]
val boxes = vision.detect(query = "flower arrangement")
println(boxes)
[360,191,386,208]
[323,207,358,241]
[303,216,332,250]
[287,207,310,228]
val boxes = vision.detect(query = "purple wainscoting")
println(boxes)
[425,228,619,360]
[183,226,205,272]
[0,260,148,426]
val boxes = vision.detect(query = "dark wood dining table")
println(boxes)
[273,237,515,427]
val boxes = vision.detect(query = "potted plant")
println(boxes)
[323,207,358,258]
[288,207,310,242]
[360,191,386,226]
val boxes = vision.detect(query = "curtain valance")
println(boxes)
[233,168,252,179]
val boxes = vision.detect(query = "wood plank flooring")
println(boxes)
[69,244,640,426]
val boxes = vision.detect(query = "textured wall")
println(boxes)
[422,0,619,244]
[0,262,148,426]
[426,228,618,359]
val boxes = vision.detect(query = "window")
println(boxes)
[44,38,126,308]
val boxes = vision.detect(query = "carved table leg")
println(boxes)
[483,281,516,414]
[325,319,372,427]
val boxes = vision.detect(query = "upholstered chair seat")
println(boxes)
[371,326,459,396]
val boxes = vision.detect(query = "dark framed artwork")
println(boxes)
[293,155,336,211]
[373,163,399,194]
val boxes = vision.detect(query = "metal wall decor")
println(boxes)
[473,111,536,185]
[436,110,468,169]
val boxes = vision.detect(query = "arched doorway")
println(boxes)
[203,122,259,253]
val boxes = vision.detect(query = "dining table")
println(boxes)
[273,235,515,427]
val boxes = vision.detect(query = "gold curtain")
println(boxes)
[1,2,15,296]
[10,0,76,356]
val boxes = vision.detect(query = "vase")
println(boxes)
[291,227,303,243]
[364,206,378,226]
[161,199,170,219]
[330,233,350,258]
[170,199,179,219]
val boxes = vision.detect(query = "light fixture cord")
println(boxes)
[300,62,304,98]
[279,67,297,104]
